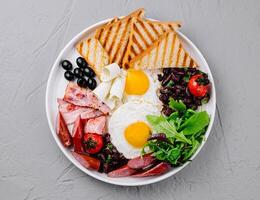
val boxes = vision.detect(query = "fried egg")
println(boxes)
[123,69,161,107]
[108,101,160,159]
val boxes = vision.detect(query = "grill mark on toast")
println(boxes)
[79,42,83,55]
[107,21,121,54]
[102,24,114,48]
[183,53,187,66]
[133,24,149,48]
[190,59,194,67]
[169,32,176,66]
[150,23,160,37]
[86,39,91,59]
[132,35,144,53]
[120,30,132,65]
[93,39,98,64]
[162,33,169,66]
[138,19,154,42]
[154,41,160,66]
[111,18,131,63]
[175,43,181,67]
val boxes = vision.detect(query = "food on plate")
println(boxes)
[64,70,74,81]
[56,111,72,147]
[71,151,100,170]
[108,165,137,178]
[132,162,171,177]
[127,153,155,169]
[94,8,145,65]
[143,99,210,166]
[76,37,110,77]
[61,60,73,70]
[93,63,126,109]
[158,67,210,115]
[94,17,119,40]
[83,66,95,78]
[188,74,209,97]
[84,115,106,135]
[55,8,212,178]
[129,30,198,69]
[60,56,97,90]
[72,116,85,154]
[58,98,103,125]
[122,18,181,68]
[100,63,121,82]
[108,101,159,159]
[73,68,84,79]
[77,77,88,88]
[97,133,128,173]
[64,82,110,114]
[83,133,104,154]
[125,69,149,95]
[76,57,88,69]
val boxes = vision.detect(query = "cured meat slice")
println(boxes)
[71,151,100,171]
[127,153,155,169]
[58,99,103,124]
[108,165,136,177]
[72,116,84,154]
[84,115,106,135]
[132,162,171,177]
[56,111,72,147]
[63,82,110,114]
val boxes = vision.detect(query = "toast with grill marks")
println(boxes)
[94,17,119,44]
[76,37,110,77]
[129,30,198,69]
[122,18,181,68]
[95,8,145,65]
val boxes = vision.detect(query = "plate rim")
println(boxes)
[45,17,216,186]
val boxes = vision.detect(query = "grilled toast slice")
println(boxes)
[95,8,145,65]
[122,18,181,68]
[129,30,198,69]
[94,17,119,44]
[76,37,110,77]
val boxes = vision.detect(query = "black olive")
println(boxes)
[83,66,95,78]
[76,57,88,69]
[73,68,84,78]
[64,70,74,81]
[87,78,97,90]
[61,60,72,70]
[77,78,88,88]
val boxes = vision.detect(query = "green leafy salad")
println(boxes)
[143,98,210,166]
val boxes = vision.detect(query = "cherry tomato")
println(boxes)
[83,133,103,154]
[188,74,209,97]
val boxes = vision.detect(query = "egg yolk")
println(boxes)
[125,69,149,95]
[124,122,151,148]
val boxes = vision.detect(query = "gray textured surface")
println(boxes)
[0,0,260,199]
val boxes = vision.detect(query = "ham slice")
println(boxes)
[84,115,106,135]
[58,99,103,124]
[63,82,110,114]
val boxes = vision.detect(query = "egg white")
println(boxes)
[123,69,162,109]
[108,101,160,159]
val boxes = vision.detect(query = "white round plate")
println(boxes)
[45,18,216,186]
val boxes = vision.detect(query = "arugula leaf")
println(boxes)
[175,132,191,144]
[179,111,210,135]
[167,112,182,129]
[147,115,191,144]
[183,138,200,160]
[146,115,177,138]
[169,98,186,112]
[167,148,181,164]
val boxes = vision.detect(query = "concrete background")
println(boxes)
[0,0,260,199]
